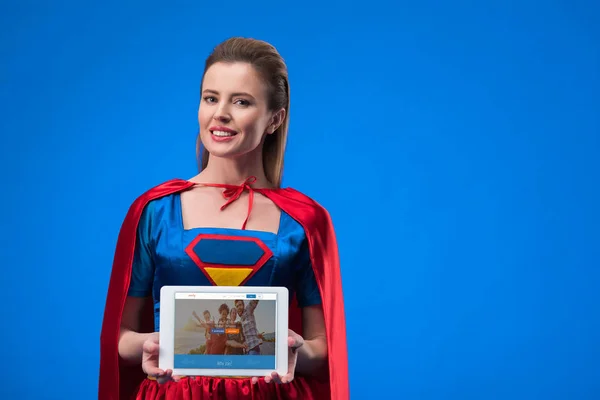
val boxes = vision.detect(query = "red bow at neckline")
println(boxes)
[196,176,258,230]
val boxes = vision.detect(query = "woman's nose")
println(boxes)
[213,105,231,122]
[213,113,230,122]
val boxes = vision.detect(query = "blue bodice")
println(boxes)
[127,193,321,330]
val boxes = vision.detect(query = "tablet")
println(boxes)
[159,285,289,377]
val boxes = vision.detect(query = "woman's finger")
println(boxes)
[270,372,283,384]
[146,364,169,376]
[156,369,173,384]
[143,340,159,354]
[287,336,303,351]
[280,372,294,384]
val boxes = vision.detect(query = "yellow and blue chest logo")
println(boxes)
[184,234,273,287]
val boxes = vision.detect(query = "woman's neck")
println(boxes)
[193,153,272,187]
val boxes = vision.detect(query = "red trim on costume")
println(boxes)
[184,233,273,286]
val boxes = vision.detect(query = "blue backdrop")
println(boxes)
[1,1,599,399]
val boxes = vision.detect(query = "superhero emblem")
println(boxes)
[184,234,273,286]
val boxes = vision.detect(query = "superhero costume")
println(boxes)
[99,178,349,400]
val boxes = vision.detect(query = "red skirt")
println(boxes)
[135,376,326,400]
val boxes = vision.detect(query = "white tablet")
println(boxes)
[159,285,289,377]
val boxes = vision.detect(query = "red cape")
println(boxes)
[99,179,349,400]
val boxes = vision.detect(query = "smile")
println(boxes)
[212,130,237,137]
[209,127,239,142]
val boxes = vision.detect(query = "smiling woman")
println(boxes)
[199,62,284,159]
[98,37,349,400]
[196,40,290,188]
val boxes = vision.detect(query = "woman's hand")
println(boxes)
[252,329,304,385]
[141,332,178,384]
[227,340,248,349]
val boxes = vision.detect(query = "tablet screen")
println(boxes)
[174,291,278,370]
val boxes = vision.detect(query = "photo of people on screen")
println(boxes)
[174,298,276,358]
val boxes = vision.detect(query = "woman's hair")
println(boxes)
[196,37,290,187]
[218,303,230,314]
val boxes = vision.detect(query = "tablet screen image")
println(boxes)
[173,293,277,370]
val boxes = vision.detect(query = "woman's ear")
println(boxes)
[268,108,286,134]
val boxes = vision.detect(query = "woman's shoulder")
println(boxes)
[265,186,333,221]
[122,178,191,222]
[128,178,190,205]
[137,178,192,200]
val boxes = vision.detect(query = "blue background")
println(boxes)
[1,1,599,399]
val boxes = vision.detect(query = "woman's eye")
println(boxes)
[204,96,217,103]
[235,99,250,106]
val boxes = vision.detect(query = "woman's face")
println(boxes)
[198,62,281,160]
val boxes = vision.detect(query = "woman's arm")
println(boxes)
[226,340,248,349]
[295,304,328,376]
[118,296,154,365]
[193,313,207,327]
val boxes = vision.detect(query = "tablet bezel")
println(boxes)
[159,285,289,377]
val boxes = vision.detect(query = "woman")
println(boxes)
[193,304,231,355]
[99,37,348,400]
[192,310,215,354]
[225,306,247,355]
[206,303,230,355]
